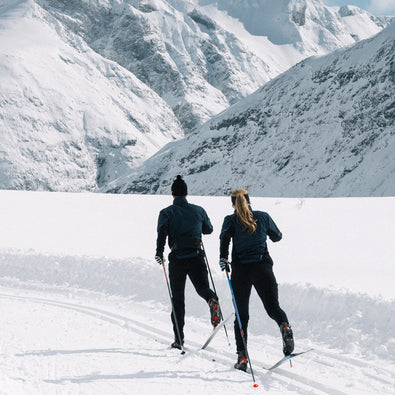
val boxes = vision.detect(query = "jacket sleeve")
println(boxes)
[266,214,282,242]
[156,209,169,257]
[202,209,214,235]
[219,216,234,259]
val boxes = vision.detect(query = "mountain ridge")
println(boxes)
[0,0,392,193]
[36,0,387,131]
[0,0,182,191]
[105,21,395,197]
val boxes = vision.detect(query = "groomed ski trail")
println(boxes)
[0,287,394,394]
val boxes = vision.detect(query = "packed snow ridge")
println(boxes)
[0,0,390,193]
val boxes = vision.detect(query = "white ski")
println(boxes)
[201,313,234,350]
[264,348,315,370]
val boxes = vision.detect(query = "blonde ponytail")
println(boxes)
[231,189,257,234]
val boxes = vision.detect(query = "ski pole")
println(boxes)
[201,242,231,346]
[225,268,256,384]
[159,258,185,355]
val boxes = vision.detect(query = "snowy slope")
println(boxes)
[0,0,389,193]
[0,190,394,393]
[107,21,395,197]
[0,0,182,191]
[37,0,386,132]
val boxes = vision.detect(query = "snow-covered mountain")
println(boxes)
[106,21,395,197]
[0,0,390,192]
[37,0,386,131]
[0,0,182,191]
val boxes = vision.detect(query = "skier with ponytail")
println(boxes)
[219,189,294,371]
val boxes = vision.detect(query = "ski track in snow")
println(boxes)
[0,192,394,393]
[0,288,393,395]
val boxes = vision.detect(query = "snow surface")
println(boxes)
[0,190,394,394]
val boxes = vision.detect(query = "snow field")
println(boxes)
[0,190,394,393]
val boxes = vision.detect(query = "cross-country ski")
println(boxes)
[264,349,315,370]
[201,313,234,350]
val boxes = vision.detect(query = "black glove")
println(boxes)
[155,255,164,265]
[219,258,229,271]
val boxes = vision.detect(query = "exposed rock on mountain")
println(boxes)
[0,0,390,192]
[106,22,395,197]
[0,0,182,191]
[37,0,386,131]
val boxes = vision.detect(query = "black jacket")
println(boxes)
[220,209,282,264]
[156,196,213,259]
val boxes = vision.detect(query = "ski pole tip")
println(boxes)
[253,384,259,388]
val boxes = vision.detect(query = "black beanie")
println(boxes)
[171,175,188,196]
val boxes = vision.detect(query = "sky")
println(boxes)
[324,0,395,15]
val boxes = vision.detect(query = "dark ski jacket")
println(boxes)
[156,196,213,259]
[219,208,282,264]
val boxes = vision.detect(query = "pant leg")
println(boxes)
[231,264,253,352]
[168,254,187,341]
[251,259,288,326]
[187,254,217,302]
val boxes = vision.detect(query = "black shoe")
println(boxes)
[280,322,294,356]
[171,339,184,350]
[208,297,221,327]
[234,350,248,372]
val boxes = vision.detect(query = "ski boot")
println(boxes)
[234,350,248,372]
[280,322,294,356]
[171,339,184,350]
[208,297,221,327]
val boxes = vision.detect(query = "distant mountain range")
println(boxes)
[105,20,395,197]
[35,0,387,132]
[0,0,392,194]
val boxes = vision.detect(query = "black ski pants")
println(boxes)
[231,256,288,352]
[168,252,216,342]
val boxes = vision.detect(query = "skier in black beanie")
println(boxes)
[155,175,220,349]
[171,174,188,196]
